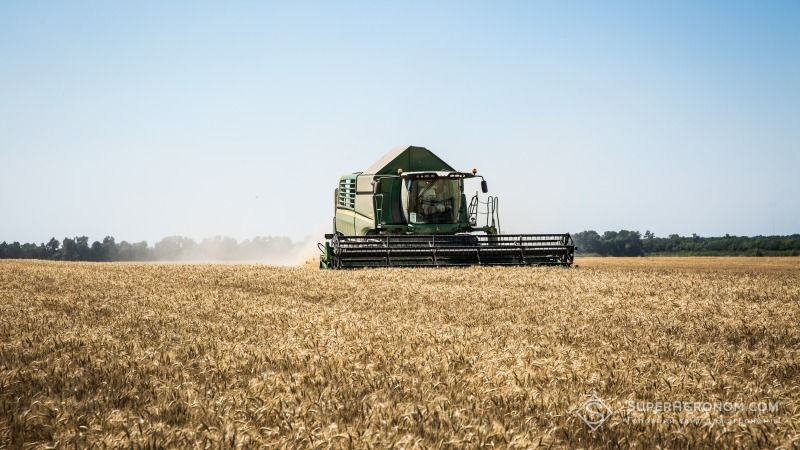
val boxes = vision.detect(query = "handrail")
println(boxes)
[469,193,501,233]
[373,194,384,227]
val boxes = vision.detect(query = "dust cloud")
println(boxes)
[150,235,324,266]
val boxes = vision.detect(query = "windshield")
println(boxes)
[405,178,462,224]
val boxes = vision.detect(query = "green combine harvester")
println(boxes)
[319,146,574,268]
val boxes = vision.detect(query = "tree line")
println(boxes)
[0,236,305,261]
[2,231,799,261]
[573,230,800,256]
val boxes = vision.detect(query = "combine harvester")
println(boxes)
[319,146,574,268]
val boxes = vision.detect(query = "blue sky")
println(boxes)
[1,1,798,243]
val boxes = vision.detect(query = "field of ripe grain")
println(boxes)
[1,258,799,449]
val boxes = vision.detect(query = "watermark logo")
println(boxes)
[570,389,780,430]
[572,390,613,431]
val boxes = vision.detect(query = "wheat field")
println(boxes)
[0,257,798,449]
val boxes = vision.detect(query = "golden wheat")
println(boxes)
[0,257,798,448]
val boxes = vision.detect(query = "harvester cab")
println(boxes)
[397,170,492,234]
[319,145,574,268]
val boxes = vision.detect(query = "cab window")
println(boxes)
[407,178,461,224]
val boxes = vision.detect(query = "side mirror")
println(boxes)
[372,180,381,194]
[481,180,488,193]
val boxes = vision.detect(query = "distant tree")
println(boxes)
[154,236,196,260]
[642,230,655,253]
[20,242,44,259]
[196,236,239,261]
[4,242,22,258]
[620,230,643,256]
[131,241,150,261]
[98,236,117,261]
[117,241,133,261]
[62,238,78,260]
[573,230,603,254]
[91,241,103,261]
[75,236,91,260]
[45,238,60,259]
